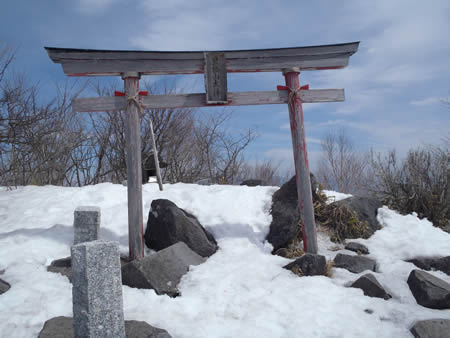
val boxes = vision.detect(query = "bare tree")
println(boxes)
[194,111,256,184]
[316,128,367,193]
[368,140,449,228]
[238,159,283,186]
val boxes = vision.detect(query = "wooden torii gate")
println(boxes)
[46,41,359,260]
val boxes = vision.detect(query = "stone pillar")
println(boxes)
[71,240,125,338]
[74,206,100,245]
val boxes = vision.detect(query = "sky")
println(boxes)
[1,0,449,173]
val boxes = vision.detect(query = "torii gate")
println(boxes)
[45,42,359,260]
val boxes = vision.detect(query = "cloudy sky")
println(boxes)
[1,0,449,172]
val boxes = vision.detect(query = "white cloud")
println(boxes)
[410,97,443,106]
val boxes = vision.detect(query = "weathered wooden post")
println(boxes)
[283,70,318,254]
[149,118,163,191]
[123,72,145,260]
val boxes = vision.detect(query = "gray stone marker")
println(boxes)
[71,240,125,338]
[74,206,100,244]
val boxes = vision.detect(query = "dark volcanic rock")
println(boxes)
[0,277,10,295]
[145,199,217,258]
[407,257,434,271]
[431,256,450,276]
[47,256,129,283]
[266,174,317,252]
[331,196,382,236]
[240,179,262,187]
[38,316,172,338]
[350,273,391,300]
[407,269,450,309]
[407,256,450,276]
[283,253,327,276]
[345,242,369,255]
[410,319,450,338]
[38,316,74,338]
[47,257,73,282]
[334,253,376,273]
[122,242,205,297]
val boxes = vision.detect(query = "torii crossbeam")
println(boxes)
[46,41,359,260]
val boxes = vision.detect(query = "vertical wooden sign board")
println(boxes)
[46,42,359,258]
[204,52,228,104]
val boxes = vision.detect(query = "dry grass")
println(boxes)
[313,189,370,243]
[325,260,335,278]
[290,264,304,277]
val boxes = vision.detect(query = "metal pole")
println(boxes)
[149,118,163,191]
[122,72,144,260]
[283,70,318,254]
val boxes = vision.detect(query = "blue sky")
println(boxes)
[1,0,449,172]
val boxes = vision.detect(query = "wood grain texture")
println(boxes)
[149,119,163,191]
[204,52,228,104]
[45,42,359,76]
[72,89,344,112]
[284,72,318,254]
[123,76,145,260]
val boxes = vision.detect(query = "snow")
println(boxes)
[323,190,353,203]
[0,183,449,337]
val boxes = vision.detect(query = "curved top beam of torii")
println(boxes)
[45,41,359,76]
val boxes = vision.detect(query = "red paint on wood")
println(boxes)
[284,71,318,254]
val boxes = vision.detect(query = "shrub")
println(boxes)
[368,141,449,228]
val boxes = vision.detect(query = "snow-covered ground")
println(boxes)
[0,183,449,337]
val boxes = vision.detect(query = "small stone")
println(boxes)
[350,273,391,300]
[334,253,376,273]
[0,277,10,295]
[406,256,450,276]
[345,242,369,254]
[364,309,374,314]
[407,269,450,309]
[283,253,327,276]
[49,257,71,267]
[410,319,450,338]
[240,179,262,187]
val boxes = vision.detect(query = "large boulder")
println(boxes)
[350,273,391,300]
[0,277,10,295]
[407,256,450,276]
[145,199,217,258]
[331,196,382,236]
[122,242,206,297]
[283,253,327,276]
[410,319,450,338]
[407,269,450,309]
[38,316,172,338]
[266,175,314,252]
[334,253,377,273]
